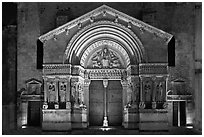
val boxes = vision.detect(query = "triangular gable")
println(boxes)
[39,4,173,43]
[25,78,42,84]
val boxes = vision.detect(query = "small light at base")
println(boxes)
[22,125,27,129]
[100,127,112,131]
[186,126,193,129]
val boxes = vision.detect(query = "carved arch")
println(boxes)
[64,21,147,66]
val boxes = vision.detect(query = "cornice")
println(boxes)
[39,5,173,44]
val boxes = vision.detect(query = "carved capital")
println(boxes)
[84,79,91,86]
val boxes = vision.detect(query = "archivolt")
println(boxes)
[64,20,146,66]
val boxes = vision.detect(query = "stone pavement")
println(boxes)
[3,126,202,135]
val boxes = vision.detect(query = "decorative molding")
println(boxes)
[167,95,192,101]
[43,64,84,78]
[43,64,72,75]
[85,68,126,80]
[139,63,168,75]
[65,20,145,64]
[21,95,43,101]
[39,5,173,44]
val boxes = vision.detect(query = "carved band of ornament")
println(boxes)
[87,69,125,79]
[139,64,168,75]
[65,20,144,58]
[43,64,71,69]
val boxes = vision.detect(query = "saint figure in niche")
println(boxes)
[60,82,66,102]
[48,82,55,102]
[156,82,164,101]
[144,81,152,102]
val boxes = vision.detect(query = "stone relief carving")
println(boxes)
[143,80,152,102]
[78,83,84,105]
[91,47,121,68]
[155,81,165,102]
[71,81,83,107]
[59,81,67,102]
[48,82,56,102]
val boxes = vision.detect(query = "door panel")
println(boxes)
[89,80,122,126]
[107,81,122,126]
[28,101,41,126]
[89,80,104,126]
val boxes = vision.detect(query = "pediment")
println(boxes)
[39,4,173,43]
[25,78,42,85]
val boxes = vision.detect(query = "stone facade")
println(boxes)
[2,2,202,134]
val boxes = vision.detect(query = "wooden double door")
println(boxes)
[89,80,122,126]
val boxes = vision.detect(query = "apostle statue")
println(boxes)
[48,82,56,102]
[144,81,152,102]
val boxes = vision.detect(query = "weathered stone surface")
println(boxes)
[42,109,71,131]
[17,3,42,90]
[139,109,169,131]
[71,108,88,128]
[2,25,17,133]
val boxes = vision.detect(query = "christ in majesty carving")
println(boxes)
[91,46,121,68]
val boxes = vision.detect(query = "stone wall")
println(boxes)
[193,3,202,131]
[2,25,17,133]
[17,3,42,90]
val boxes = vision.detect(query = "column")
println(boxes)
[54,78,59,109]
[139,76,145,109]
[121,79,128,108]
[103,79,108,127]
[84,79,91,126]
[43,77,48,102]
[66,77,71,109]
[43,77,48,109]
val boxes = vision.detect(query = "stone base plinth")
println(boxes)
[139,109,169,131]
[42,109,71,131]
[72,108,88,129]
[123,108,139,129]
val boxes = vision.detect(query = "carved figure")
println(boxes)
[144,81,152,102]
[71,83,76,103]
[156,82,164,101]
[48,82,55,102]
[91,46,121,68]
[59,82,66,102]
[71,82,80,105]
